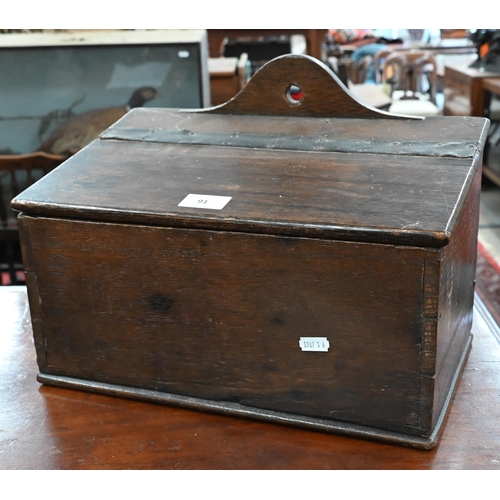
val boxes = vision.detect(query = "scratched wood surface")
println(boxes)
[1,286,499,470]
[11,55,490,249]
[10,121,487,248]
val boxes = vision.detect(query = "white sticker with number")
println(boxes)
[178,194,232,210]
[299,337,330,352]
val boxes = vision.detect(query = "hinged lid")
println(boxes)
[12,54,490,248]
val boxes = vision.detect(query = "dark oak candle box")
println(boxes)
[12,55,490,449]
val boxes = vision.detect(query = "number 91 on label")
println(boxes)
[299,337,330,352]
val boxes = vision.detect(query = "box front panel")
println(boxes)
[20,215,436,435]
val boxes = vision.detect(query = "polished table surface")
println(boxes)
[483,77,500,96]
[1,286,499,469]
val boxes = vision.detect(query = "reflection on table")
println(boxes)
[1,286,499,469]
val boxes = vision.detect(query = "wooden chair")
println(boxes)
[0,152,63,285]
[373,49,394,84]
[339,55,372,84]
[350,55,372,84]
[381,50,440,116]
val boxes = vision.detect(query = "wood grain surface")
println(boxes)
[18,214,441,440]
[1,286,499,469]
[11,115,489,248]
[204,54,400,118]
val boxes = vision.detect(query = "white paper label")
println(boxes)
[178,194,232,210]
[299,337,330,352]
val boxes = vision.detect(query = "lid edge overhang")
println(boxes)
[11,201,450,248]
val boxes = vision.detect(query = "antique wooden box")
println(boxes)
[12,55,490,449]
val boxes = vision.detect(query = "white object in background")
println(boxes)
[421,29,441,45]
[291,35,307,55]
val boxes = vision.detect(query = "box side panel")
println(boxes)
[17,215,47,371]
[434,163,481,427]
[22,215,434,436]
[418,258,440,432]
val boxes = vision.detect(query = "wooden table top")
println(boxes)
[445,62,500,79]
[1,286,499,470]
[483,77,500,95]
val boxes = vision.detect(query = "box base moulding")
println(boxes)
[37,333,472,451]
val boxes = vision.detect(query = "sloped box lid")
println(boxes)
[12,54,490,248]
